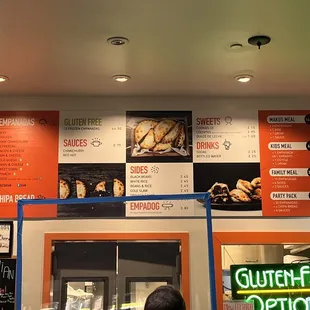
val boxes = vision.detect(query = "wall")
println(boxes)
[2,96,310,310]
[19,219,208,310]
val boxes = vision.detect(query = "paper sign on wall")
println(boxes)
[224,301,254,310]
[0,222,13,257]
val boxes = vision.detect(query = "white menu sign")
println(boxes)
[193,111,259,162]
[223,301,254,310]
[0,223,11,254]
[59,111,126,163]
[126,163,194,217]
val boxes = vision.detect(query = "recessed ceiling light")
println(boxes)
[230,43,243,49]
[107,37,129,46]
[112,75,131,83]
[0,75,9,83]
[234,74,253,83]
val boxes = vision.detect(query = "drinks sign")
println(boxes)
[231,263,310,310]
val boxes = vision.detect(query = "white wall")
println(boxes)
[15,217,310,310]
[3,96,310,310]
[0,95,309,111]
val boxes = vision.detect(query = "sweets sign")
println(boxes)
[231,263,310,310]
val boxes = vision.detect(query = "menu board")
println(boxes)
[59,111,125,163]
[193,110,259,163]
[259,111,310,216]
[0,259,16,310]
[0,108,308,219]
[126,163,194,217]
[0,112,59,218]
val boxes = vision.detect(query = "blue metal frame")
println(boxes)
[16,193,216,310]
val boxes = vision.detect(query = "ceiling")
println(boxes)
[1,0,310,96]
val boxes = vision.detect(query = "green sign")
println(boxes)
[231,263,310,310]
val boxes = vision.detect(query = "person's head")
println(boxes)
[144,286,186,310]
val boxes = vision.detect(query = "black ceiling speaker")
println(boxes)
[248,35,271,49]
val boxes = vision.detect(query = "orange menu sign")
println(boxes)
[0,111,59,218]
[259,110,310,216]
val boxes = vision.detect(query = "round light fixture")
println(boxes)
[0,75,9,83]
[107,37,129,46]
[234,74,253,83]
[230,43,243,50]
[112,75,131,83]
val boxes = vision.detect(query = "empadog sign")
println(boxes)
[231,263,310,310]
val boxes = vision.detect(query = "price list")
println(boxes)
[125,163,194,217]
[259,111,310,216]
[59,111,125,163]
[0,111,59,218]
[193,111,259,162]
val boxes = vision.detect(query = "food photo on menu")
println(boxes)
[194,163,262,211]
[58,163,126,218]
[126,111,193,162]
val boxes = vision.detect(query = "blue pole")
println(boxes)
[16,200,24,310]
[205,194,217,310]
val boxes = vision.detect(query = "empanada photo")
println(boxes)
[251,188,262,200]
[236,179,253,195]
[76,180,86,198]
[134,120,158,143]
[59,179,70,199]
[95,181,106,192]
[251,177,261,188]
[154,119,176,143]
[140,129,156,149]
[174,125,185,147]
[161,122,182,143]
[153,143,172,152]
[230,189,251,203]
[113,178,125,197]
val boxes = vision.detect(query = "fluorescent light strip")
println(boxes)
[238,288,310,295]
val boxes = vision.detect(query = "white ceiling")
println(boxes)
[1,0,310,96]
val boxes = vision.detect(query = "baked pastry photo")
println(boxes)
[76,180,87,199]
[131,118,189,157]
[236,179,253,195]
[154,119,176,143]
[95,181,106,192]
[251,177,261,188]
[230,189,251,203]
[140,129,156,149]
[207,176,262,205]
[113,178,125,197]
[135,120,158,143]
[59,179,70,199]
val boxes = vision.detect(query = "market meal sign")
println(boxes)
[231,263,310,310]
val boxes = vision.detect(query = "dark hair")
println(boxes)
[144,286,186,310]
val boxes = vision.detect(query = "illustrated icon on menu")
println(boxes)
[223,139,232,150]
[162,202,173,210]
[225,116,233,125]
[91,138,102,147]
[305,114,310,125]
[151,166,160,174]
[39,119,48,126]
